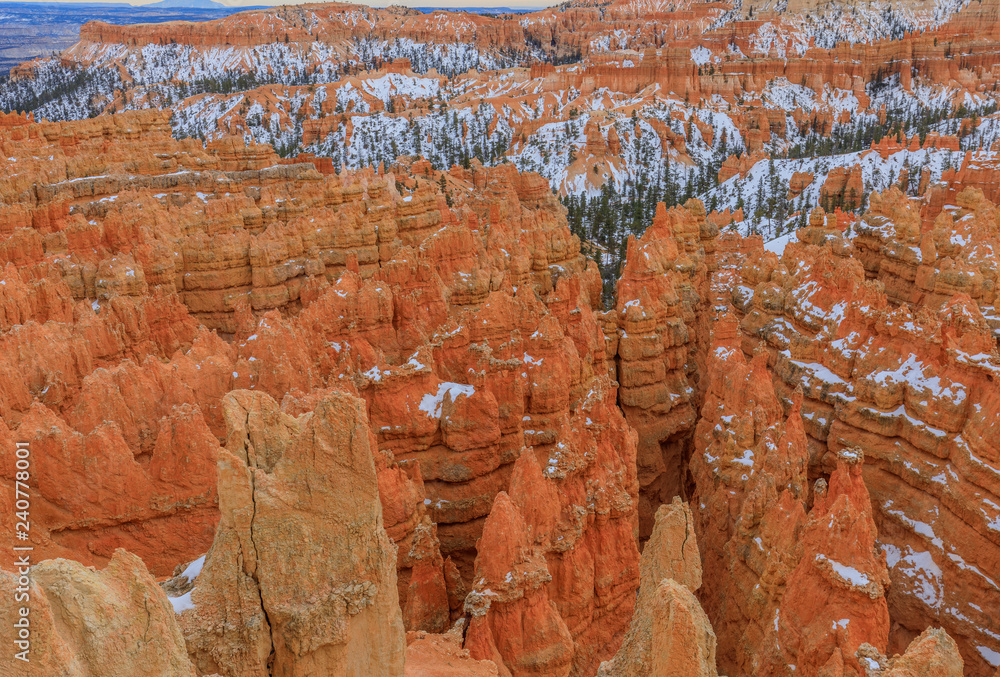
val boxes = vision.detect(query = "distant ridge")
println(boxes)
[141,0,235,8]
[413,6,543,13]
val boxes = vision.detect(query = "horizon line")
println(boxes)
[0,0,558,8]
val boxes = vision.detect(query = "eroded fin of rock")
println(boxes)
[0,549,195,677]
[166,389,406,677]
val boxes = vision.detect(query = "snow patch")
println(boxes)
[419,382,475,418]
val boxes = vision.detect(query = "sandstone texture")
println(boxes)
[0,549,196,676]
[162,389,405,677]
[405,623,500,677]
[1,1,1000,673]
[597,496,715,677]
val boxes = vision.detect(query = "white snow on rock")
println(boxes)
[882,544,943,610]
[169,590,195,614]
[419,382,476,418]
[764,231,795,255]
[167,553,206,614]
[690,46,712,65]
[817,553,870,587]
[179,555,205,582]
[977,645,1000,668]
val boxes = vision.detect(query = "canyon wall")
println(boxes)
[0,110,642,675]
[682,197,1000,674]
[2,5,1000,664]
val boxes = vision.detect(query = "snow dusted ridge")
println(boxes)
[0,31,539,123]
[2,0,999,272]
[707,0,972,55]
[816,553,872,588]
[705,144,965,238]
[0,61,990,283]
[21,54,980,252]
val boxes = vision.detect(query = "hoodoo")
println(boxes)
[1,0,999,673]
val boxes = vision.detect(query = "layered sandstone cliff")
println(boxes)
[704,201,1000,675]
[0,85,997,677]
[0,111,642,676]
[609,199,718,538]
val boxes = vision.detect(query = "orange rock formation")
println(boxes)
[1,28,998,670]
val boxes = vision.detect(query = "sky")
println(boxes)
[5,0,553,7]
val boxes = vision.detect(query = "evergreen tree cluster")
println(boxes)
[305,105,513,172]
[0,62,124,120]
[560,152,724,307]
[787,79,999,160]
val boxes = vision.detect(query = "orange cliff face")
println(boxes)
[0,110,642,674]
[763,447,892,676]
[609,199,718,539]
[76,4,528,52]
[700,204,1000,675]
[687,343,812,676]
[4,3,1000,667]
[9,0,1000,212]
